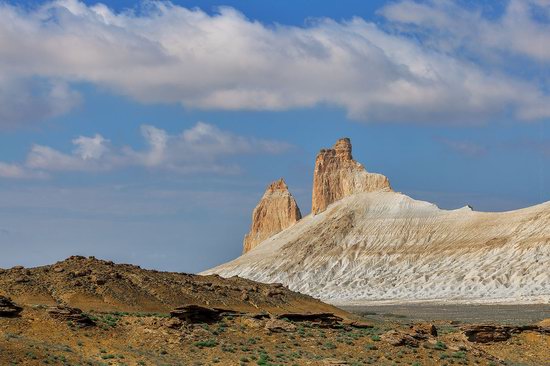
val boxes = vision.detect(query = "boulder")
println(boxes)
[381,330,419,347]
[265,318,297,332]
[462,324,550,343]
[276,312,343,327]
[243,178,302,253]
[410,323,438,338]
[0,296,22,317]
[170,304,241,324]
[47,306,95,327]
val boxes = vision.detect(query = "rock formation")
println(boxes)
[312,138,391,214]
[204,138,550,305]
[47,305,96,327]
[0,296,22,317]
[242,178,302,253]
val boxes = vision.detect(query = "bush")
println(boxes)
[193,339,218,348]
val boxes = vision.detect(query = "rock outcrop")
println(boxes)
[205,192,550,305]
[47,305,96,327]
[0,296,22,317]
[312,138,391,214]
[243,178,302,253]
[205,138,550,305]
[461,324,550,343]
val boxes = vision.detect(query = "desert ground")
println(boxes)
[1,257,549,366]
[342,304,550,325]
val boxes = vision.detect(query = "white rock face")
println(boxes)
[204,191,550,305]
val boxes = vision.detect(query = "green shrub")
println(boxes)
[193,339,218,348]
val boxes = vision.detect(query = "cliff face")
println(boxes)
[205,192,550,305]
[242,179,302,254]
[205,137,550,305]
[311,138,391,214]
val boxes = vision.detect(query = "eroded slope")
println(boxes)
[205,192,550,304]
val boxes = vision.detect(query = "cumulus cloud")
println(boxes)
[380,0,550,63]
[0,0,549,127]
[0,122,291,178]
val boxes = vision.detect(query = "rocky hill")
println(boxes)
[204,138,550,305]
[0,256,346,317]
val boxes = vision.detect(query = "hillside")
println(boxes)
[0,255,346,317]
[204,139,550,305]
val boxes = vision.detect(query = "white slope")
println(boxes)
[203,192,550,305]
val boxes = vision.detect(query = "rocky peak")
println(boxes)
[243,178,302,254]
[312,138,391,214]
[334,138,353,160]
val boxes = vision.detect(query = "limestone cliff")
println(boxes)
[242,179,302,253]
[206,192,550,305]
[312,138,391,214]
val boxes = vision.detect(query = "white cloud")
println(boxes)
[380,0,550,62]
[0,77,81,128]
[73,134,110,160]
[0,0,550,125]
[1,122,291,178]
[0,162,47,179]
[0,0,549,127]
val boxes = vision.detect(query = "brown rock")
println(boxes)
[276,312,343,327]
[170,304,241,324]
[0,296,22,317]
[47,305,95,327]
[381,330,419,347]
[165,317,184,329]
[243,178,302,253]
[461,324,549,343]
[265,318,297,333]
[312,138,391,214]
[410,323,438,338]
[242,317,264,328]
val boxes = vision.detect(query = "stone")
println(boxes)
[276,312,343,327]
[242,317,264,329]
[165,318,184,329]
[461,324,549,343]
[410,323,438,338]
[47,305,95,327]
[381,330,419,347]
[170,304,240,324]
[0,296,22,317]
[243,178,302,253]
[264,318,297,332]
[311,138,391,214]
[342,320,373,329]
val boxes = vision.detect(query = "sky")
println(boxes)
[0,0,549,273]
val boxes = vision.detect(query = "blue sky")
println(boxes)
[0,0,548,272]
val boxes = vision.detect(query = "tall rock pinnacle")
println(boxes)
[242,179,302,254]
[311,138,391,214]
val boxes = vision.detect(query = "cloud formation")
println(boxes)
[0,122,291,178]
[0,0,549,127]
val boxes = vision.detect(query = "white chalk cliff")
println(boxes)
[203,139,550,305]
